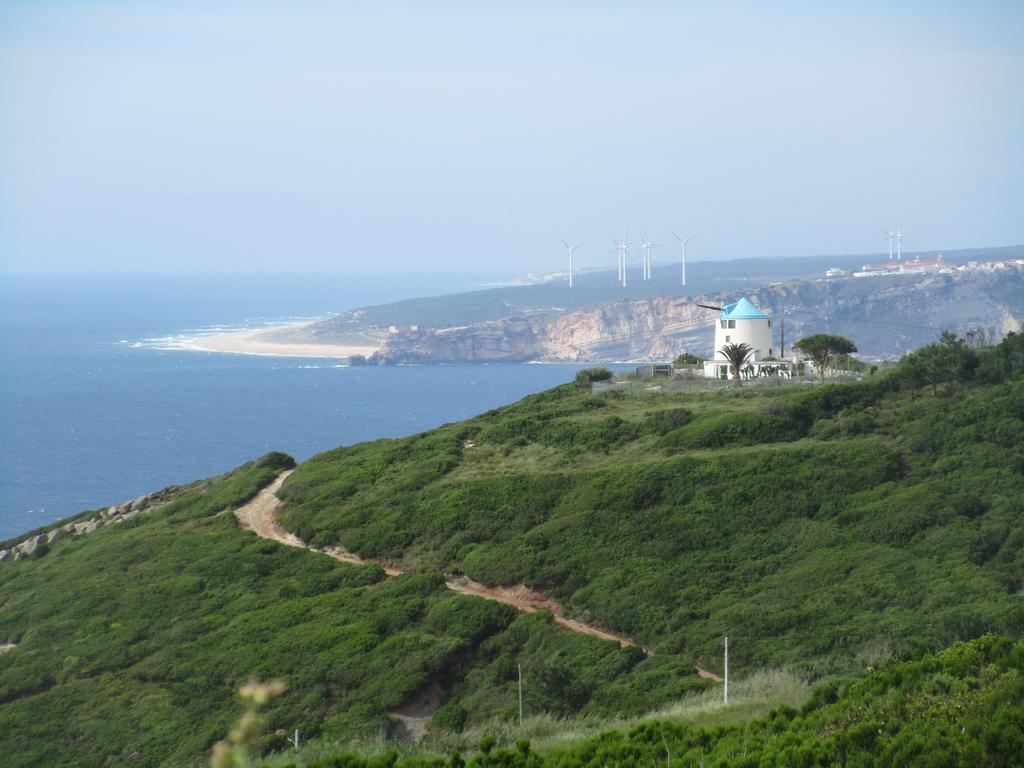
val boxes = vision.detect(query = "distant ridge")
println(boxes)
[286,245,1024,363]
[300,244,1024,332]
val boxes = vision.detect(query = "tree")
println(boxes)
[793,334,857,380]
[673,352,703,366]
[719,342,754,383]
[900,333,979,395]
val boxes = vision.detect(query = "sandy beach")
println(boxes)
[180,323,381,359]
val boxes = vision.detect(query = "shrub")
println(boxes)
[574,368,613,387]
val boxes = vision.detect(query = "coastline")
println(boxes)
[178,323,380,359]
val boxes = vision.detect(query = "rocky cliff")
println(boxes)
[341,268,1024,364]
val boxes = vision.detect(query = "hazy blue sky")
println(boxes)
[1,1,1022,273]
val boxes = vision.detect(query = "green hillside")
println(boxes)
[262,633,1024,767]
[1,332,1023,767]
[279,333,1024,672]
[309,245,1024,331]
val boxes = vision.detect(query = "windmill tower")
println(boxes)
[559,237,585,288]
[639,228,661,281]
[610,230,630,287]
[700,297,775,379]
[671,231,698,286]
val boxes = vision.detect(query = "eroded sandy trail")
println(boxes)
[695,663,725,683]
[234,472,403,576]
[235,471,303,548]
[235,472,657,657]
[445,576,650,653]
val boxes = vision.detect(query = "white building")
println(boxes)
[703,297,788,379]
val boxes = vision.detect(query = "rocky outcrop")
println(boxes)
[362,269,1024,364]
[373,316,546,364]
[2,486,184,563]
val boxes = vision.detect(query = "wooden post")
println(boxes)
[724,637,729,705]
[518,663,524,725]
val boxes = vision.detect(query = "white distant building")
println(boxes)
[703,297,788,379]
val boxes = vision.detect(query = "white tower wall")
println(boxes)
[713,317,774,360]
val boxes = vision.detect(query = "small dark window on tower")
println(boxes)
[725,335,731,342]
[728,319,736,329]
[768,319,773,327]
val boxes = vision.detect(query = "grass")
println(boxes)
[250,635,1024,767]
[3,331,1024,767]
[252,668,811,767]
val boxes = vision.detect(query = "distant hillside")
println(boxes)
[281,247,1024,364]
[2,333,1023,766]
[293,244,1023,334]
[346,268,1023,363]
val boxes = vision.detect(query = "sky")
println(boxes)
[1,1,1022,274]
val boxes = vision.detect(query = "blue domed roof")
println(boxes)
[722,297,770,320]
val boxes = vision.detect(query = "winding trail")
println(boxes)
[235,473,728,676]
[695,664,724,683]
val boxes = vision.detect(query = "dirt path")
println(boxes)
[235,471,404,576]
[388,679,444,741]
[235,471,304,548]
[445,576,650,653]
[695,663,724,683]
[235,472,714,678]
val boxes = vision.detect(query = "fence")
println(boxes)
[592,371,864,396]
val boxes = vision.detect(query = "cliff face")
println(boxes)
[359,269,1024,364]
[374,317,545,364]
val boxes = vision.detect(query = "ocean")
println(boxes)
[0,271,605,540]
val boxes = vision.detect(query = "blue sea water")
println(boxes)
[0,272,603,540]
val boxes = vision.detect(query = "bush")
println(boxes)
[574,368,613,387]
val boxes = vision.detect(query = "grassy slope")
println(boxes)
[270,634,1024,767]
[279,338,1024,676]
[2,334,1023,767]
[0,460,703,768]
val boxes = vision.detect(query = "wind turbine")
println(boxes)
[671,230,699,286]
[610,229,630,287]
[882,226,897,262]
[559,237,585,288]
[639,228,662,280]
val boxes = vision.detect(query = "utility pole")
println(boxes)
[779,307,785,360]
[518,663,524,725]
[288,729,301,749]
[724,637,729,706]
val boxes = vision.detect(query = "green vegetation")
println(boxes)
[0,458,704,768]
[792,334,857,379]
[717,342,754,381]
[2,332,1023,766]
[259,634,1024,767]
[572,368,612,387]
[280,332,1024,673]
[672,352,703,366]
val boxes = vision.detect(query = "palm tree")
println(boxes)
[719,342,754,384]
